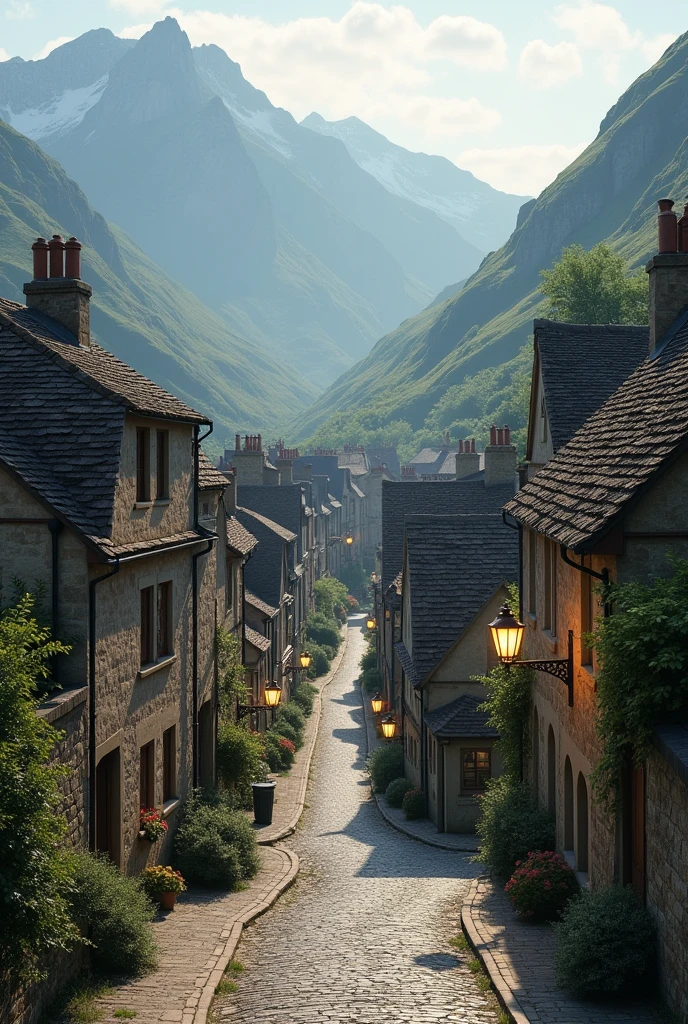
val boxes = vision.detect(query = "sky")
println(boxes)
[0,0,686,195]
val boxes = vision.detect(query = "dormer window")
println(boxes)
[156,430,169,500]
[136,428,150,502]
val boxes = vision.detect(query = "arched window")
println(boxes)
[577,773,589,873]
[532,706,540,800]
[564,756,574,851]
[547,726,556,816]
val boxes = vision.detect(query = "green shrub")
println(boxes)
[505,851,578,920]
[275,702,306,734]
[70,854,156,976]
[362,666,382,692]
[367,743,404,793]
[555,886,656,996]
[174,798,259,889]
[264,732,296,772]
[385,776,414,808]
[314,577,349,618]
[306,613,341,650]
[271,719,301,748]
[360,648,377,672]
[307,643,331,678]
[293,682,318,716]
[402,788,426,820]
[475,777,555,878]
[216,722,267,807]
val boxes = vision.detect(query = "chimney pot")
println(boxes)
[235,434,241,451]
[497,428,504,445]
[458,439,464,454]
[64,237,81,279]
[657,199,678,254]
[470,439,476,454]
[257,434,262,452]
[31,237,49,280]
[505,425,511,445]
[678,198,688,253]
[48,235,65,278]
[490,424,497,445]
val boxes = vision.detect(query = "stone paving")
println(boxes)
[215,618,498,1024]
[463,876,664,1024]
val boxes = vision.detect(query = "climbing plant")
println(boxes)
[216,627,247,715]
[476,664,534,780]
[589,555,688,805]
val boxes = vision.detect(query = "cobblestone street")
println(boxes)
[215,619,498,1023]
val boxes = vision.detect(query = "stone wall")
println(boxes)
[38,685,89,850]
[646,752,688,1021]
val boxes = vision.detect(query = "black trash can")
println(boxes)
[251,781,276,825]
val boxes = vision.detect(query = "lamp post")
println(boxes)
[380,715,397,740]
[299,650,312,671]
[488,603,574,706]
[371,692,384,715]
[237,679,282,724]
[366,616,376,632]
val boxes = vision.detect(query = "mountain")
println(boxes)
[292,32,687,441]
[301,112,529,253]
[0,118,315,437]
[0,20,495,390]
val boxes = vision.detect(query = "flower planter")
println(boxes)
[159,890,176,911]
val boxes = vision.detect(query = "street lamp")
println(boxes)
[488,603,575,706]
[381,715,397,740]
[345,534,354,547]
[263,680,282,708]
[366,616,376,632]
[371,692,384,715]
[299,650,312,670]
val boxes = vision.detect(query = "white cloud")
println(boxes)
[32,36,73,60]
[518,39,582,89]
[641,33,677,64]
[4,0,34,20]
[423,15,507,70]
[0,47,9,61]
[403,96,501,137]
[458,142,587,195]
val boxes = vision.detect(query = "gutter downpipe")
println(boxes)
[502,510,523,619]
[559,544,611,617]
[192,423,215,789]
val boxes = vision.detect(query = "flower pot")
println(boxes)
[159,890,176,911]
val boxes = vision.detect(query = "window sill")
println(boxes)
[138,654,177,679]
[154,498,170,506]
[134,500,154,510]
[540,630,558,653]
[162,797,180,818]
[526,612,537,628]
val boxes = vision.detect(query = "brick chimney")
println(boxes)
[484,424,517,488]
[23,235,92,347]
[455,438,480,480]
[232,434,268,486]
[647,198,688,351]
[401,466,417,480]
[275,443,299,484]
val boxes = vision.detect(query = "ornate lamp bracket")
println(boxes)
[515,629,574,707]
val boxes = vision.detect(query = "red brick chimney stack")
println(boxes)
[647,198,688,351]
[64,237,82,279]
[24,234,92,347]
[657,199,678,254]
[484,423,517,487]
[31,237,49,279]
[455,437,480,480]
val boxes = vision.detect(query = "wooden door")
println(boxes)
[96,747,121,866]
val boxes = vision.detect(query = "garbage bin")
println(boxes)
[251,781,276,825]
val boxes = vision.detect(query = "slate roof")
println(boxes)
[226,516,258,557]
[239,485,305,550]
[293,455,348,500]
[394,641,418,686]
[351,480,366,499]
[198,450,228,490]
[532,319,648,455]
[367,446,400,479]
[245,591,278,618]
[403,514,518,684]
[245,625,271,653]
[237,505,294,606]
[506,314,688,552]
[381,478,516,589]
[236,505,296,543]
[425,694,498,739]
[0,297,207,555]
[338,451,368,476]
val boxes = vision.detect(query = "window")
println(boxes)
[226,559,235,611]
[136,427,150,502]
[163,726,177,802]
[157,581,173,658]
[528,531,537,617]
[462,749,491,791]
[140,586,155,665]
[156,430,169,500]
[139,740,155,809]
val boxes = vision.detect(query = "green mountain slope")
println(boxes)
[0,119,314,434]
[292,31,688,442]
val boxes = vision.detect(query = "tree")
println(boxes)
[313,577,348,619]
[0,595,77,990]
[540,243,648,325]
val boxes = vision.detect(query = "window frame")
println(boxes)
[139,575,175,671]
[462,748,492,792]
[528,530,537,618]
[140,585,155,666]
[155,429,169,501]
[139,739,155,810]
[136,427,151,503]
[162,725,177,803]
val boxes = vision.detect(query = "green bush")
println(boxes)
[505,851,578,920]
[475,777,555,878]
[314,577,349,618]
[367,743,404,793]
[360,648,377,672]
[402,788,426,820]
[385,776,414,808]
[362,666,383,693]
[271,719,301,748]
[174,797,259,889]
[555,886,656,996]
[275,701,306,734]
[306,612,342,650]
[216,722,267,807]
[264,732,296,772]
[70,854,156,976]
[307,643,331,678]
[293,682,318,716]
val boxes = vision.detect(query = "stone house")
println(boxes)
[504,203,688,1017]
[0,235,221,872]
[396,514,517,832]
[294,452,368,570]
[376,438,517,722]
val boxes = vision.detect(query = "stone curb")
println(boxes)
[255,624,349,845]
[460,876,531,1024]
[361,680,479,854]
[192,843,299,1024]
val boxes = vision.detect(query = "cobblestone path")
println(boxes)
[216,619,498,1024]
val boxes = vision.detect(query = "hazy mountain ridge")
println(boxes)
[292,31,688,441]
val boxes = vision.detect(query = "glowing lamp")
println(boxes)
[489,603,525,664]
[366,617,376,631]
[300,650,312,670]
[346,534,354,546]
[263,680,282,708]
[380,715,397,740]
[371,693,384,715]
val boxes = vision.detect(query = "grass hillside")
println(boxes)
[292,30,688,449]
[0,119,314,439]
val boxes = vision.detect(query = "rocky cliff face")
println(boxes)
[293,31,688,439]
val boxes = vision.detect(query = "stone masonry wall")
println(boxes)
[38,686,89,851]
[646,754,688,1021]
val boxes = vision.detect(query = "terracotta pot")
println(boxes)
[159,890,176,911]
